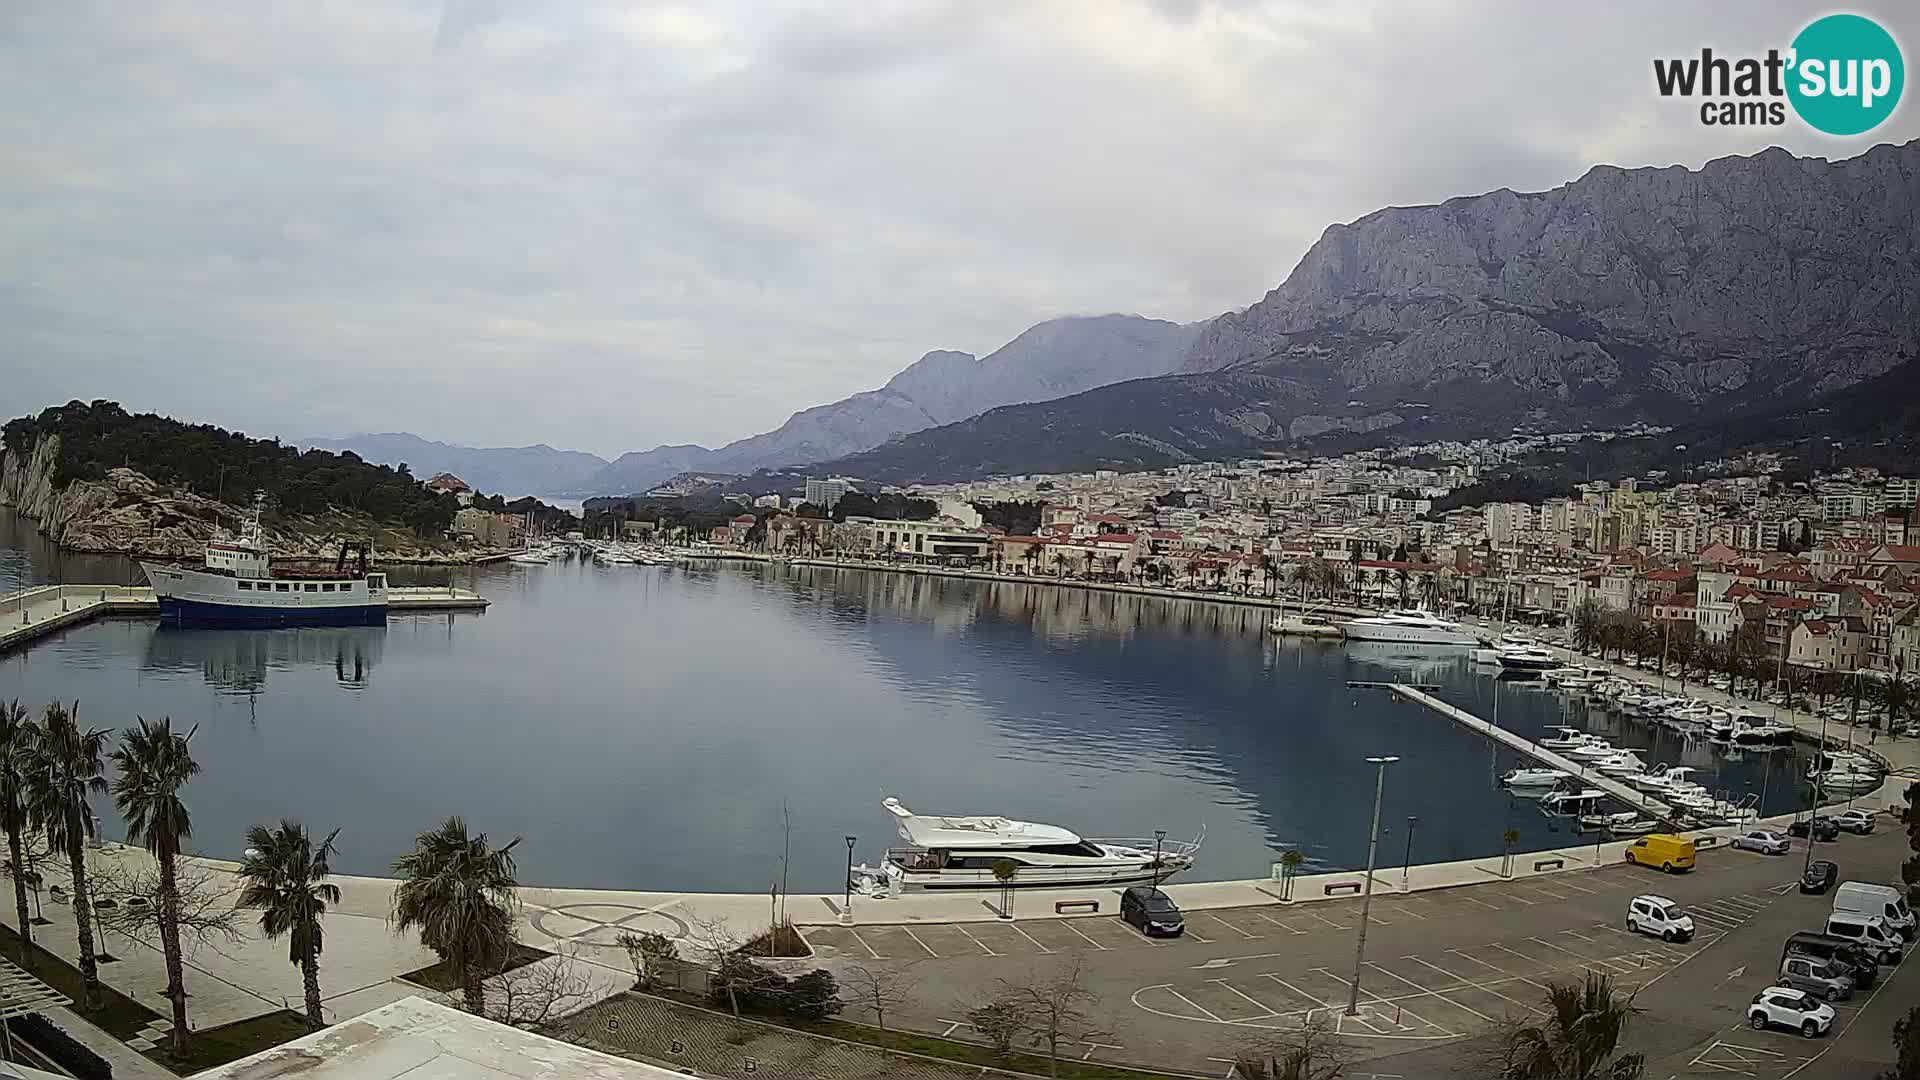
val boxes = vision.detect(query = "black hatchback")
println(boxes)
[1801,860,1839,895]
[1120,886,1186,937]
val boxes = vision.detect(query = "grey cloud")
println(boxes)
[2,1,1916,458]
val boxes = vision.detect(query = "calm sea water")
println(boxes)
[0,511,1812,893]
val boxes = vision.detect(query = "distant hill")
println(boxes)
[577,314,1198,494]
[805,141,1920,484]
[304,432,608,498]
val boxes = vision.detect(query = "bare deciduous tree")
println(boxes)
[841,963,916,1030]
[614,929,678,991]
[1234,1014,1351,1080]
[484,947,599,1035]
[965,998,1024,1056]
[998,952,1108,1078]
[89,855,244,957]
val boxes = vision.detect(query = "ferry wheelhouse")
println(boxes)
[141,499,388,626]
[851,797,1199,892]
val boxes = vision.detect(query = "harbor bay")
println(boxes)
[1,510,1817,895]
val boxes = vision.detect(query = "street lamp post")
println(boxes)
[842,836,857,927]
[1400,816,1419,891]
[1347,755,1400,1016]
[1802,711,1830,878]
[1153,830,1167,888]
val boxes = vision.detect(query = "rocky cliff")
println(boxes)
[1,436,479,564]
[1182,141,1920,413]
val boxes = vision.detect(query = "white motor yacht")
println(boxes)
[1501,767,1570,788]
[1561,739,1621,760]
[1338,608,1483,646]
[1595,751,1647,777]
[508,548,550,565]
[849,798,1199,892]
[1497,645,1561,671]
[1542,788,1610,814]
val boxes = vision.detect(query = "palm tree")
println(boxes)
[111,716,200,1056]
[25,701,110,1011]
[0,701,36,967]
[1496,972,1644,1078]
[238,821,341,1030]
[391,817,522,1014]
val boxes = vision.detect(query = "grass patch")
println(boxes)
[146,1010,312,1072]
[0,918,161,1040]
[400,943,552,992]
[812,1020,1184,1080]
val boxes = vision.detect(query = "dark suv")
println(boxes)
[1120,886,1186,937]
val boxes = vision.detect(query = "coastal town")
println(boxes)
[539,429,1920,689]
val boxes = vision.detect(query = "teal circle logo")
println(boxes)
[1787,14,1904,135]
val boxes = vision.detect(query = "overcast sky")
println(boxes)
[3,1,1915,459]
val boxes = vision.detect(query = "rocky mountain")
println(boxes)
[815,140,1920,484]
[304,432,608,498]
[579,314,1196,494]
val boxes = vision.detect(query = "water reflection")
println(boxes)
[141,626,386,693]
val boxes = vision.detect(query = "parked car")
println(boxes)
[1824,913,1905,965]
[1777,954,1853,1001]
[1624,834,1696,873]
[1831,809,1876,835]
[1749,987,1835,1038]
[1731,829,1791,855]
[1783,932,1879,991]
[1833,882,1916,941]
[1800,860,1839,895]
[1119,886,1185,937]
[1788,816,1840,841]
[1627,894,1694,942]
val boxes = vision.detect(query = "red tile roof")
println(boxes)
[1092,534,1139,545]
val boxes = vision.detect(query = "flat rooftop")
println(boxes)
[193,996,684,1079]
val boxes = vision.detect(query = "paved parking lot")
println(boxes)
[797,844,1843,1075]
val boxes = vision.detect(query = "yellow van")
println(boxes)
[1624,833,1696,873]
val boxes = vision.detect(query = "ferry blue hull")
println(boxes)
[158,597,387,627]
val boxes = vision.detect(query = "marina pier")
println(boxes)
[1389,683,1686,825]
[1,582,489,652]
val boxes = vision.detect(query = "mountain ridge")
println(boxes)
[811,139,1920,484]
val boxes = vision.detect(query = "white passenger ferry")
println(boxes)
[141,499,388,626]
[850,797,1199,892]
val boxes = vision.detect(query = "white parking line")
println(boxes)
[847,927,882,960]
[954,925,998,956]
[1210,979,1280,1019]
[1302,909,1348,930]
[1379,903,1428,920]
[1007,923,1054,954]
[1163,987,1224,1023]
[1252,911,1307,935]
[1365,962,1495,1022]
[1481,945,1555,990]
[1458,893,1503,911]
[1552,878,1596,895]
[1205,914,1259,940]
[1561,929,1600,944]
[1060,920,1111,951]
[1315,967,1424,1033]
[1261,973,1384,1034]
[1404,955,1534,1011]
[902,927,939,958]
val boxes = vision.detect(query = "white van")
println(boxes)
[1833,882,1916,941]
[1825,913,1906,965]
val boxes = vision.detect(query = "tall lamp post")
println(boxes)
[841,836,857,927]
[1802,709,1830,878]
[1347,755,1400,1016]
[1153,829,1167,888]
[1400,816,1419,891]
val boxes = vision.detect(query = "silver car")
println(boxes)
[1732,829,1791,855]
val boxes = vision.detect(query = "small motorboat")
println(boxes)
[1562,740,1621,761]
[1502,767,1570,788]
[1608,817,1662,837]
[1539,727,1593,750]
